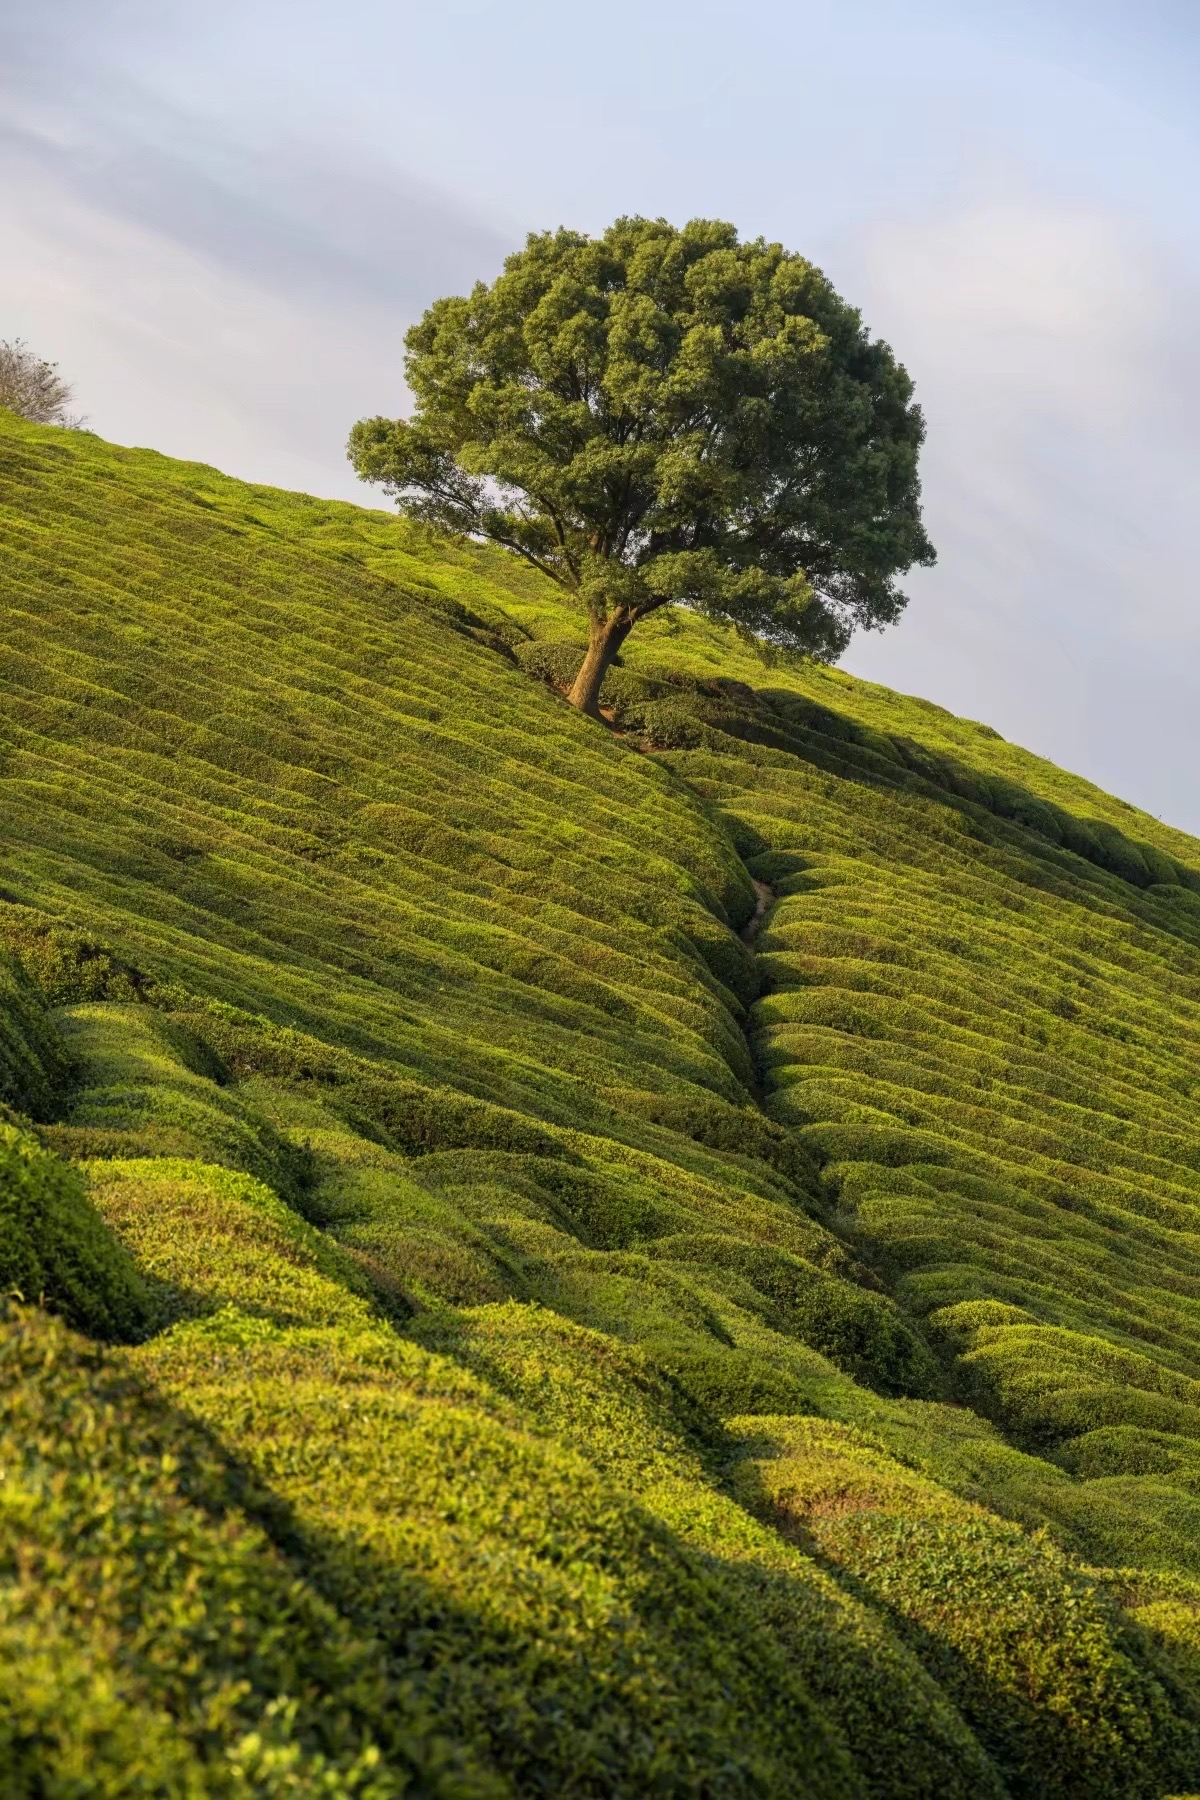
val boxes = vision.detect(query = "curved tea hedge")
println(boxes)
[5,405,1200,1793]
[0,1123,148,1339]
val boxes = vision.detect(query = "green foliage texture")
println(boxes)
[5,404,1200,1794]
[348,216,934,677]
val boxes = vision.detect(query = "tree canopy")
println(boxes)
[0,340,83,429]
[349,215,935,713]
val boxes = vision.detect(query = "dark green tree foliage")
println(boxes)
[349,217,934,713]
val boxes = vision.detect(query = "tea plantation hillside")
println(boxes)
[7,405,1200,1798]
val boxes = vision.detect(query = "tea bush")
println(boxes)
[7,405,1200,1791]
[732,1414,1198,1799]
[0,1302,500,1798]
[0,948,72,1119]
[0,1124,149,1338]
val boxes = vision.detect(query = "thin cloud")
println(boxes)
[0,12,512,493]
[843,193,1200,827]
[0,62,510,317]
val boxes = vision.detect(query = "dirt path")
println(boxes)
[739,878,774,947]
[594,701,775,1100]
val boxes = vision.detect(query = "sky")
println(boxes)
[3,0,1199,828]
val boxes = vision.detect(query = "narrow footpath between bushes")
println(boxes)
[598,702,777,1111]
[609,708,949,1396]
[736,878,775,1108]
[739,878,775,948]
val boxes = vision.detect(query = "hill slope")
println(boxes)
[5,407,1200,1796]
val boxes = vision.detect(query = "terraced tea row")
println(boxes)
[3,419,758,1136]
[6,406,1200,1796]
[611,671,1200,1565]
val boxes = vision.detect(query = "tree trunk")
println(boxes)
[566,612,632,716]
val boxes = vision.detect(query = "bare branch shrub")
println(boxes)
[0,339,86,428]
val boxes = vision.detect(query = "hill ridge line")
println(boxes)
[6,408,1200,1797]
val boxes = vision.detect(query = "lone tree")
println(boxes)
[349,216,934,716]
[0,339,84,428]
